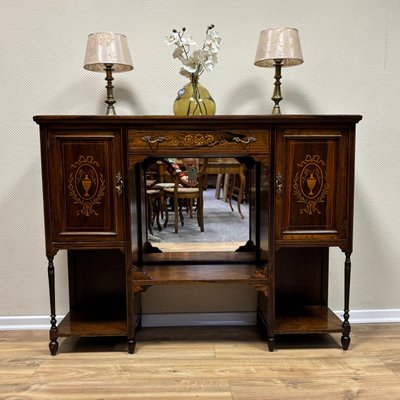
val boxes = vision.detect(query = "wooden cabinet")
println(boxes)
[40,126,126,252]
[34,115,361,355]
[274,125,355,249]
[37,123,129,355]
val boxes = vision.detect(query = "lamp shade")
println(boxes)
[84,32,133,72]
[254,27,303,67]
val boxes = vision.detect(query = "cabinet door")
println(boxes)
[274,126,353,247]
[45,129,125,246]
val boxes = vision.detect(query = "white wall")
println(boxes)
[1,0,399,320]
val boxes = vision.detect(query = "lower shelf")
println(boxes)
[58,311,127,337]
[275,306,342,334]
[136,263,268,285]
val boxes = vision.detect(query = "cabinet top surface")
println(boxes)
[33,114,362,126]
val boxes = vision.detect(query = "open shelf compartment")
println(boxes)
[276,306,342,334]
[58,310,127,337]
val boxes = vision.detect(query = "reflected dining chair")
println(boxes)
[163,159,208,233]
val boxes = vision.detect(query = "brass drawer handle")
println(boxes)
[232,136,257,144]
[275,173,283,196]
[141,135,166,144]
[116,172,123,197]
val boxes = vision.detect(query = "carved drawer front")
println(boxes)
[275,127,351,247]
[128,129,269,155]
[46,129,125,245]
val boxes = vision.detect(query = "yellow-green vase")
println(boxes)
[173,77,216,115]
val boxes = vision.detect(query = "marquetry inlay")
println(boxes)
[68,155,105,217]
[168,132,256,147]
[293,154,329,215]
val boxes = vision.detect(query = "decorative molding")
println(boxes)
[2,310,400,330]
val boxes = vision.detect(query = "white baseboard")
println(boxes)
[142,312,257,327]
[1,309,400,330]
[0,316,58,330]
[334,309,400,324]
[144,310,400,326]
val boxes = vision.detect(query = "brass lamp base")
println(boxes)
[104,64,116,116]
[271,59,283,115]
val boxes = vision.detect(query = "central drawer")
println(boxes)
[128,129,270,157]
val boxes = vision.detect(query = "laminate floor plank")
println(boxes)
[229,377,400,400]
[0,324,400,399]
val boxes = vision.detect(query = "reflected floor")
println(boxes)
[150,188,249,252]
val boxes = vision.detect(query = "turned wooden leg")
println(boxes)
[267,337,276,352]
[127,301,143,354]
[228,174,235,212]
[127,338,136,354]
[163,198,169,228]
[223,174,230,202]
[174,195,179,233]
[341,252,352,350]
[155,196,162,231]
[215,173,223,199]
[198,195,204,232]
[147,196,154,235]
[178,200,185,227]
[47,256,59,356]
[237,171,245,219]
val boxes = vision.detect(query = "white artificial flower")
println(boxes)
[192,49,206,64]
[180,34,197,47]
[179,67,192,78]
[182,57,198,73]
[166,26,221,79]
[172,46,184,59]
[205,31,221,54]
[164,32,179,45]
[203,57,216,72]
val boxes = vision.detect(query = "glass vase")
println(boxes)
[173,77,216,115]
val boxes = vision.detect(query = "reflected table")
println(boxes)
[205,158,246,219]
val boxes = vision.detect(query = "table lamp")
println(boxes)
[84,32,133,115]
[254,27,303,114]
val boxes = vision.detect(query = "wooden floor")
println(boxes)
[1,324,400,399]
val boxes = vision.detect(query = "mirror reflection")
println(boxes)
[144,157,250,252]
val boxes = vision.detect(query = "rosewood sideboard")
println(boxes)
[34,115,362,355]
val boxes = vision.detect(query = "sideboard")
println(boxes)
[34,114,362,355]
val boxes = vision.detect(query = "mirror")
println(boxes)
[143,157,252,253]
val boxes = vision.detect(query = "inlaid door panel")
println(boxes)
[275,127,351,247]
[46,129,125,244]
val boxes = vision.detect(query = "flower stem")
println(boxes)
[187,76,207,115]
